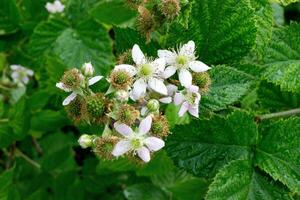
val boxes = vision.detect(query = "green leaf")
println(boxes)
[206,160,291,200]
[124,183,168,200]
[0,167,14,199]
[165,104,190,129]
[263,23,300,92]
[28,18,114,75]
[0,124,14,148]
[202,65,255,111]
[90,0,136,26]
[0,0,20,35]
[166,111,258,178]
[166,0,257,64]
[256,117,300,193]
[65,0,98,25]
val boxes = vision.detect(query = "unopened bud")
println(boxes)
[78,134,94,148]
[81,62,94,77]
[160,0,180,20]
[147,99,160,111]
[115,90,129,102]
[192,72,211,94]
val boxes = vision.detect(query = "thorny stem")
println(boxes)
[256,108,300,121]
[15,148,41,169]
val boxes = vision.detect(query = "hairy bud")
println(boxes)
[147,99,160,112]
[118,104,140,125]
[94,136,119,160]
[117,50,134,65]
[109,70,133,90]
[160,0,180,20]
[85,93,108,123]
[61,69,83,90]
[65,96,83,122]
[151,115,169,138]
[137,6,156,40]
[192,72,211,94]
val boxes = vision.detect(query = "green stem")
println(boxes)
[257,108,300,121]
[0,119,9,123]
[15,148,41,169]
[0,84,10,90]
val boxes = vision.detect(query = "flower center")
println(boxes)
[185,92,198,104]
[131,138,142,149]
[176,55,188,66]
[139,64,153,77]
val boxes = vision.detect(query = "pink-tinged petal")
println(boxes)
[11,71,19,80]
[54,0,65,12]
[188,106,199,118]
[22,76,29,84]
[174,93,185,105]
[188,85,199,93]
[158,50,176,64]
[129,90,140,101]
[114,122,133,137]
[63,92,77,106]
[112,140,131,156]
[26,69,34,76]
[159,97,172,104]
[189,61,211,72]
[88,76,103,86]
[132,79,147,98]
[139,115,152,135]
[114,64,137,77]
[132,44,145,65]
[45,3,56,13]
[140,106,148,116]
[194,93,201,104]
[151,58,166,72]
[166,84,178,96]
[144,137,165,151]
[137,147,151,162]
[10,65,21,70]
[179,69,192,87]
[180,41,195,57]
[178,101,189,117]
[148,78,168,95]
[163,66,177,79]
[56,82,71,92]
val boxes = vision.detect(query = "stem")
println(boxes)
[256,108,300,121]
[15,148,41,169]
[0,84,10,90]
[0,119,9,123]
[32,137,43,156]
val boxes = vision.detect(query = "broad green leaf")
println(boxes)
[0,124,14,148]
[256,117,300,193]
[0,0,20,35]
[166,111,258,178]
[263,23,300,92]
[206,160,291,200]
[270,0,300,6]
[124,183,168,200]
[165,104,190,129]
[166,0,257,64]
[28,18,114,75]
[202,65,255,111]
[0,167,14,199]
[90,0,136,26]
[114,27,160,57]
[96,158,137,174]
[65,0,98,25]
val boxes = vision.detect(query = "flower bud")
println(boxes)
[81,62,94,77]
[192,72,211,94]
[115,90,129,102]
[78,134,94,148]
[160,0,180,20]
[137,6,156,40]
[147,99,160,112]
[117,50,134,65]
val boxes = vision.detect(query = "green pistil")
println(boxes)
[115,71,129,84]
[152,122,163,134]
[176,55,188,66]
[87,97,105,117]
[139,64,153,77]
[131,138,142,149]
[186,92,197,104]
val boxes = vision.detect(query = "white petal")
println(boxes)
[148,78,168,95]
[141,106,148,116]
[45,3,56,13]
[188,85,199,93]
[137,147,151,162]
[114,64,137,77]
[132,44,145,65]
[129,90,140,101]
[10,65,21,70]
[56,82,72,92]
[151,58,166,73]
[54,0,65,12]
[114,122,133,137]
[139,115,152,135]
[22,76,29,84]
[188,106,199,118]
[157,50,176,64]
[112,140,131,157]
[159,97,172,104]
[179,69,192,87]
[163,66,177,79]
[62,92,77,106]
[174,93,185,105]
[189,61,211,72]
[178,101,189,117]
[180,41,195,57]
[132,79,147,98]
[88,76,103,86]
[166,84,178,96]
[144,137,165,151]
[26,69,34,76]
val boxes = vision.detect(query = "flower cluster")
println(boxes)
[57,41,211,163]
[45,0,65,14]
[126,0,185,41]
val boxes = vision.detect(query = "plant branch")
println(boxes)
[0,118,9,123]
[256,108,300,121]
[15,148,41,169]
[32,137,43,156]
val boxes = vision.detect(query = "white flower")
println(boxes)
[112,116,165,162]
[158,40,211,87]
[115,90,129,102]
[174,85,201,118]
[120,44,168,100]
[78,134,93,149]
[45,0,65,14]
[158,84,178,104]
[10,65,34,85]
[81,62,94,77]
[56,73,103,106]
